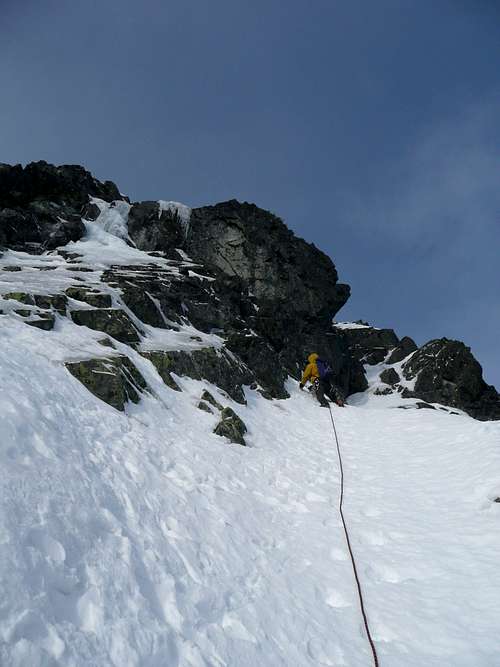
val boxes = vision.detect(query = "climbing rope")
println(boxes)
[328,404,380,667]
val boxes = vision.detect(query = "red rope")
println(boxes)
[328,406,380,667]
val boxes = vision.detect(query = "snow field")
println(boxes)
[1,316,500,666]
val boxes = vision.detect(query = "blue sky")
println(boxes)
[1,0,499,385]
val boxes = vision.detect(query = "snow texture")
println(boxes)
[1,228,499,667]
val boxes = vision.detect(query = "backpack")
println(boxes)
[316,358,333,379]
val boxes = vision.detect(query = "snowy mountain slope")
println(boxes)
[1,318,499,667]
[1,162,500,666]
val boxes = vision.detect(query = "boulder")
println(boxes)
[401,339,500,421]
[380,368,400,386]
[66,356,147,410]
[213,407,247,446]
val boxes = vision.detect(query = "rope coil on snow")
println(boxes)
[328,405,380,667]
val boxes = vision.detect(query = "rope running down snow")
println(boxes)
[328,404,380,667]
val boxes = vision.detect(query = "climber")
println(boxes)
[299,353,345,407]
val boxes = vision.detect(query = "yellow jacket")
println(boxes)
[301,353,320,385]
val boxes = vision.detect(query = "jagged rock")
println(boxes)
[2,266,21,272]
[401,339,500,421]
[0,161,120,209]
[387,336,418,364]
[186,200,350,321]
[340,326,399,365]
[197,401,214,414]
[66,287,112,308]
[70,309,141,344]
[0,161,121,251]
[213,407,247,446]
[104,261,366,400]
[200,390,223,410]
[380,368,400,386]
[66,356,147,410]
[14,309,32,317]
[374,386,393,395]
[142,348,251,404]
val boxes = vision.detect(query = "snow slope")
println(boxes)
[1,225,500,666]
[1,325,500,666]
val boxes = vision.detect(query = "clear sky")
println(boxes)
[1,0,499,385]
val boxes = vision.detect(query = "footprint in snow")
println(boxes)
[307,637,346,665]
[366,563,402,584]
[330,547,348,561]
[324,588,351,609]
[359,529,386,546]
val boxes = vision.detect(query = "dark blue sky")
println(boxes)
[1,1,499,385]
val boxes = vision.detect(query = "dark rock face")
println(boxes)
[186,200,350,322]
[27,314,56,330]
[104,261,366,400]
[214,407,247,446]
[339,326,399,365]
[380,368,400,386]
[387,336,418,364]
[0,161,121,251]
[66,287,112,308]
[127,202,185,253]
[142,348,252,404]
[66,356,147,411]
[401,339,500,421]
[70,309,141,344]
[0,161,120,209]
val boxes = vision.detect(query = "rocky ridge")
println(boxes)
[0,160,498,424]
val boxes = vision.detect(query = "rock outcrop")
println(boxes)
[1,160,498,421]
[0,161,121,252]
[66,357,147,411]
[338,325,400,365]
[400,339,500,421]
[214,407,248,446]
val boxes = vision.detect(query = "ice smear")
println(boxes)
[158,200,191,226]
[89,198,131,240]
